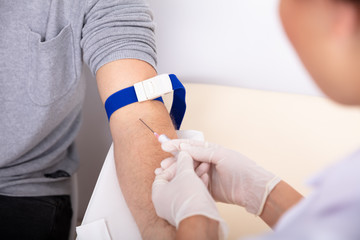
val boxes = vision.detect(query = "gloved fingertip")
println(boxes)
[160,161,167,169]
[161,141,178,152]
[154,168,163,175]
[160,158,175,169]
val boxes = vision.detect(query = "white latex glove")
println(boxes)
[152,151,228,239]
[161,140,281,215]
[155,157,211,188]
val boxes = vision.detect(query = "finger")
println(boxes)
[155,163,177,181]
[195,162,210,176]
[193,160,200,170]
[152,175,168,197]
[200,173,209,188]
[176,151,194,174]
[154,168,163,175]
[161,139,192,153]
[161,139,214,153]
[153,172,169,183]
[162,163,177,181]
[179,143,219,164]
[160,157,176,169]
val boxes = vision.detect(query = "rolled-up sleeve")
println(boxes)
[81,0,157,75]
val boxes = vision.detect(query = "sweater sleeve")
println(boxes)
[81,0,157,75]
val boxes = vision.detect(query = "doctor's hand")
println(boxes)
[161,140,281,215]
[152,151,227,239]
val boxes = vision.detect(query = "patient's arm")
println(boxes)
[260,180,303,228]
[96,59,177,239]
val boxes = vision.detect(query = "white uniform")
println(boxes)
[246,149,360,240]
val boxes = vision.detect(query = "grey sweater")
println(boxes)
[0,0,157,196]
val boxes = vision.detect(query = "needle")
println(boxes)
[139,118,171,143]
[139,118,155,134]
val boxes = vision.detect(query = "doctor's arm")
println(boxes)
[260,180,303,227]
[96,59,177,238]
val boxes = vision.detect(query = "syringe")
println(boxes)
[139,118,171,143]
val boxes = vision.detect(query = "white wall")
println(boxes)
[147,0,322,96]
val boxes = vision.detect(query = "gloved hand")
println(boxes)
[155,156,211,188]
[152,151,228,239]
[161,139,281,215]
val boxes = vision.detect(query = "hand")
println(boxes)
[161,139,281,215]
[155,156,211,188]
[152,151,227,239]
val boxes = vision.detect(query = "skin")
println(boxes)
[259,181,302,227]
[176,0,360,238]
[96,59,178,239]
[279,0,360,105]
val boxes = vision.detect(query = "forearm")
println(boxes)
[176,216,219,240]
[96,59,177,238]
[260,180,303,228]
